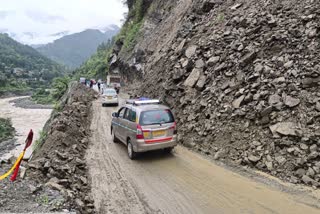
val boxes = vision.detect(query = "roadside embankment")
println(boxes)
[0,83,97,213]
[26,82,98,213]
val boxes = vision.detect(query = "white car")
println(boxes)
[102,88,119,106]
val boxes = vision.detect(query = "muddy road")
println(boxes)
[87,97,320,214]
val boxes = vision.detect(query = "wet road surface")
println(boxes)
[87,97,320,214]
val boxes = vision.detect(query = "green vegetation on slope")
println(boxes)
[0,34,64,72]
[73,40,113,79]
[31,76,71,104]
[71,0,152,80]
[0,118,15,142]
[0,33,67,95]
[117,0,145,52]
[116,0,152,53]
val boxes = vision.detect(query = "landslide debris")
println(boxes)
[26,83,98,213]
[112,0,320,187]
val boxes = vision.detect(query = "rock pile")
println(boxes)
[116,0,320,187]
[27,83,97,213]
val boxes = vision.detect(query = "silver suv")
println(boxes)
[111,99,177,159]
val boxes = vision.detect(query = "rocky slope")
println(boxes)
[27,83,98,213]
[111,0,320,187]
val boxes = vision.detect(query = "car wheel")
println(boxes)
[111,128,118,143]
[164,147,174,153]
[127,140,137,160]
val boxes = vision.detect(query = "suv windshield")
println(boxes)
[104,89,117,95]
[139,109,174,125]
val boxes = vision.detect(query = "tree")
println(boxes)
[51,77,70,100]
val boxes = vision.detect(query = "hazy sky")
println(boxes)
[0,0,127,44]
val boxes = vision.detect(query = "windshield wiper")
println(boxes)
[146,121,168,126]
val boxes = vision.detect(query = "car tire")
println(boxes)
[111,127,118,143]
[127,140,137,160]
[164,147,174,153]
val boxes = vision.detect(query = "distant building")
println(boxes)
[13,68,25,76]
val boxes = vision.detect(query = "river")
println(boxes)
[0,96,52,161]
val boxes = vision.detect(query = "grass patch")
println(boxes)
[122,20,144,50]
[211,13,225,26]
[32,130,47,152]
[217,13,225,22]
[31,88,54,105]
[35,194,49,205]
[0,118,15,142]
[31,76,70,105]
[53,102,62,112]
[115,0,146,52]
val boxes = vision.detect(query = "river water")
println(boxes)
[0,96,52,161]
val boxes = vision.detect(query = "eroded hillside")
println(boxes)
[111,0,320,187]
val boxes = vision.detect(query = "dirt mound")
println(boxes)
[113,0,320,187]
[27,83,98,213]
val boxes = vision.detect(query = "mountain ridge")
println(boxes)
[35,26,120,69]
[0,33,66,94]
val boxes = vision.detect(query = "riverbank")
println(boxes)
[0,83,97,213]
[0,118,15,143]
[10,97,53,109]
[0,95,63,212]
[0,96,52,161]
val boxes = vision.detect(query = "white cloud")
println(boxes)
[0,0,127,44]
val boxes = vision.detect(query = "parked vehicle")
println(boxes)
[107,74,121,90]
[102,88,119,106]
[79,77,86,84]
[111,99,177,159]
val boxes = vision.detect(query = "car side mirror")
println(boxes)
[112,112,118,118]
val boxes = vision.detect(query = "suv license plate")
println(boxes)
[152,130,165,137]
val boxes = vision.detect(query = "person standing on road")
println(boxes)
[97,79,102,93]
[100,81,105,94]
[90,79,93,88]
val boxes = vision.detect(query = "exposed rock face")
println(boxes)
[112,0,320,187]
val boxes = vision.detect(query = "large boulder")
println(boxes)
[269,122,301,137]
[184,68,202,87]
[185,45,197,58]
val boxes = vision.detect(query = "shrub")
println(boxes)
[0,118,15,142]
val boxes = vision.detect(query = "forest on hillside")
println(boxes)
[0,33,66,94]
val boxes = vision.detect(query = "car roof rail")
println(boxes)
[126,99,160,106]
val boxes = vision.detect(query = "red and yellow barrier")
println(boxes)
[0,129,33,181]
